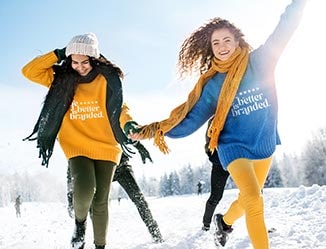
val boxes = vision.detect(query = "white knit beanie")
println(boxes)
[65,32,100,58]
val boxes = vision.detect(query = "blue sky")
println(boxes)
[1,0,325,176]
[1,0,290,92]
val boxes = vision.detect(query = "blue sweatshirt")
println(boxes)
[166,0,307,170]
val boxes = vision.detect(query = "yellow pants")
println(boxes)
[223,157,272,249]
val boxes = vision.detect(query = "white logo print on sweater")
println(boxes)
[231,88,271,116]
[69,100,104,120]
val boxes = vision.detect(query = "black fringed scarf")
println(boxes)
[23,60,132,167]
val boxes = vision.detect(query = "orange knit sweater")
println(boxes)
[22,51,132,164]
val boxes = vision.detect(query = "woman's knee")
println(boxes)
[241,193,264,215]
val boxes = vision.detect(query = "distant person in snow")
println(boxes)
[67,148,164,243]
[22,32,143,249]
[129,0,308,248]
[15,195,22,218]
[197,181,203,195]
[201,118,229,232]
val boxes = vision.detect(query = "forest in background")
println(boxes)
[1,127,325,207]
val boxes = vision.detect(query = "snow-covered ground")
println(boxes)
[1,185,325,249]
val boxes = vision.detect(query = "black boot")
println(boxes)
[202,223,210,231]
[213,214,233,247]
[71,219,86,249]
[95,245,105,249]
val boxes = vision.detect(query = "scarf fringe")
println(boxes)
[23,133,37,141]
[140,122,171,154]
[154,129,170,154]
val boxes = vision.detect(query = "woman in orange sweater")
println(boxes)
[22,33,138,249]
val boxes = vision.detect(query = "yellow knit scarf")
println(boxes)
[139,47,249,154]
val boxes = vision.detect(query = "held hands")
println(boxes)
[124,121,143,141]
[124,121,152,163]
[129,131,143,141]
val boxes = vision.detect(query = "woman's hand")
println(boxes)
[128,129,143,141]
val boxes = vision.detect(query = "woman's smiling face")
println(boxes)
[71,54,93,76]
[210,28,239,61]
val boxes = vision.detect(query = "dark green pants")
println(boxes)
[69,156,116,245]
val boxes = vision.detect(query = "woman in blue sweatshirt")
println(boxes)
[130,1,307,248]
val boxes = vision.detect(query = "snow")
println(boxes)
[1,185,325,249]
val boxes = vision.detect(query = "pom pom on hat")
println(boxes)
[65,32,100,58]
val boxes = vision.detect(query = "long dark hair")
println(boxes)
[24,54,131,167]
[53,54,124,81]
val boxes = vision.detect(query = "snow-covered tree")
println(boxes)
[278,153,302,187]
[179,164,195,194]
[159,173,170,197]
[301,128,326,185]
[264,160,283,187]
[169,171,181,195]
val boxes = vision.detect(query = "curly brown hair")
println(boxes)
[178,17,251,79]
